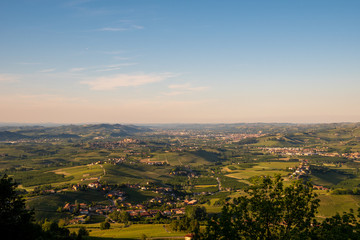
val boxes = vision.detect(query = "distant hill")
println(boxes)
[0,124,151,141]
[149,122,360,134]
[0,131,30,141]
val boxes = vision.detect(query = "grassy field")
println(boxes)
[68,223,185,240]
[102,164,171,185]
[224,161,296,182]
[152,151,218,166]
[51,164,104,185]
[317,193,360,217]
[27,189,110,221]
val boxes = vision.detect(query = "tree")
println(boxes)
[0,174,40,240]
[0,174,82,240]
[203,175,320,240]
[313,209,360,239]
[201,175,360,240]
[77,226,89,240]
[185,206,207,221]
[109,210,130,224]
[100,221,110,230]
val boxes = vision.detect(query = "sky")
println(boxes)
[0,0,359,124]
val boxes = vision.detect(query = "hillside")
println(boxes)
[0,124,151,141]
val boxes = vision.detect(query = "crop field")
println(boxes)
[27,189,110,221]
[152,151,218,166]
[310,168,354,187]
[317,194,360,217]
[52,164,104,185]
[101,164,171,185]
[68,223,185,240]
[255,161,299,169]
[192,185,219,193]
[224,161,296,182]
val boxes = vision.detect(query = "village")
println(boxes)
[63,181,200,224]
[260,147,360,159]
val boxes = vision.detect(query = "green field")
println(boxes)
[317,193,360,217]
[224,161,297,182]
[68,223,186,240]
[152,150,219,166]
[102,164,171,185]
[27,189,110,221]
[52,164,104,184]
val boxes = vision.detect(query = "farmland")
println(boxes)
[2,123,360,239]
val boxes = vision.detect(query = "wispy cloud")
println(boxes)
[81,73,175,90]
[66,63,135,73]
[95,63,137,72]
[39,68,56,73]
[165,83,209,95]
[0,74,18,82]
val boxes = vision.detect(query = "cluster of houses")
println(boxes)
[342,152,360,159]
[106,157,126,165]
[140,158,166,165]
[260,147,327,156]
[288,160,328,190]
[313,185,329,191]
[122,207,186,218]
[64,180,203,224]
[260,147,360,159]
[220,133,265,142]
[87,157,126,166]
[106,189,126,200]
[87,138,140,150]
[63,197,201,224]
[289,160,310,179]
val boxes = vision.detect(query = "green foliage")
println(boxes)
[100,221,110,230]
[169,217,199,233]
[0,174,83,240]
[185,205,207,221]
[77,226,89,238]
[109,210,130,224]
[237,162,257,168]
[312,209,360,239]
[203,176,320,239]
[201,176,360,240]
[0,174,40,240]
[237,138,258,145]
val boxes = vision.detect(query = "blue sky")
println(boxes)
[1,0,359,123]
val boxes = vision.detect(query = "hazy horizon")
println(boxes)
[1,0,360,123]
[0,121,359,127]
